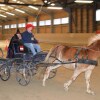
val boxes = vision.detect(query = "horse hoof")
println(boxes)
[42,82,45,87]
[64,87,69,91]
[42,84,45,87]
[86,90,95,95]
[64,84,69,91]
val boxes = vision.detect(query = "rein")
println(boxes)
[48,45,98,66]
[86,47,100,52]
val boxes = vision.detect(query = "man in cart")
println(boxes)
[21,23,41,56]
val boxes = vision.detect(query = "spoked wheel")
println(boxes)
[0,64,10,81]
[0,48,4,58]
[38,67,57,79]
[16,64,31,86]
[48,69,57,79]
[0,59,7,65]
[28,62,38,76]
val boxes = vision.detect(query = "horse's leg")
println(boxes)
[64,69,82,91]
[42,66,51,86]
[42,65,60,86]
[85,69,95,95]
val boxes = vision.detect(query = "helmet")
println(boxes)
[25,23,34,29]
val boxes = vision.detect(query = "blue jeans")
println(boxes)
[24,43,41,56]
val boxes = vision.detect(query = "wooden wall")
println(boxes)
[70,5,97,33]
[0,4,100,35]
[2,33,94,46]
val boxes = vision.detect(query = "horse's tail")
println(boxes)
[44,47,54,62]
[44,45,63,62]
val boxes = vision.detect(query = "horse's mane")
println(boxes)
[88,34,100,46]
[88,40,100,51]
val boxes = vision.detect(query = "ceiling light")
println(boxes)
[1,7,7,10]
[0,4,5,6]
[0,14,7,18]
[28,5,38,10]
[44,0,48,3]
[50,3,55,6]
[17,1,24,4]
[74,0,93,3]
[8,6,14,9]
[48,2,51,4]
[44,0,51,4]
[47,7,63,10]
[12,0,17,1]
[15,9,25,13]
[6,12,15,16]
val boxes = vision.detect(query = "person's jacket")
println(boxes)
[7,34,23,58]
[22,31,38,44]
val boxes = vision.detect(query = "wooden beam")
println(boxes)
[80,7,83,33]
[36,16,39,33]
[0,2,44,7]
[4,0,9,3]
[69,8,72,33]
[93,3,97,32]
[75,8,77,33]
[86,5,89,33]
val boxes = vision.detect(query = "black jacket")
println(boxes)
[22,31,38,44]
[7,34,23,58]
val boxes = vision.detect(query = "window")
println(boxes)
[54,18,61,25]
[27,22,36,26]
[61,17,69,24]
[11,24,17,28]
[4,25,9,29]
[45,20,51,25]
[96,9,100,21]
[32,22,36,26]
[18,23,25,27]
[39,21,45,26]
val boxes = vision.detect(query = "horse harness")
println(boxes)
[74,47,97,66]
[49,46,98,67]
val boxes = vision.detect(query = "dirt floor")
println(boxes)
[0,67,100,100]
[0,41,100,100]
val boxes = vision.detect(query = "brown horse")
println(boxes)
[42,40,100,95]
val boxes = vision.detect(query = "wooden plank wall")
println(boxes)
[1,33,94,46]
[0,5,100,35]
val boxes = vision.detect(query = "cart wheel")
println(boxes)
[48,69,57,79]
[0,64,10,81]
[29,63,37,76]
[16,64,31,86]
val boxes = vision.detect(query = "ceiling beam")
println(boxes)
[20,8,37,17]
[0,9,21,19]
[0,0,56,16]
[4,0,9,3]
[40,9,52,16]
[10,4,37,17]
[0,2,45,7]
[0,18,8,22]
[18,0,52,15]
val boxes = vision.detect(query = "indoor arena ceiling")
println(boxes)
[0,0,99,22]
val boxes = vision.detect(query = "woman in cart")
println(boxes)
[6,29,22,58]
